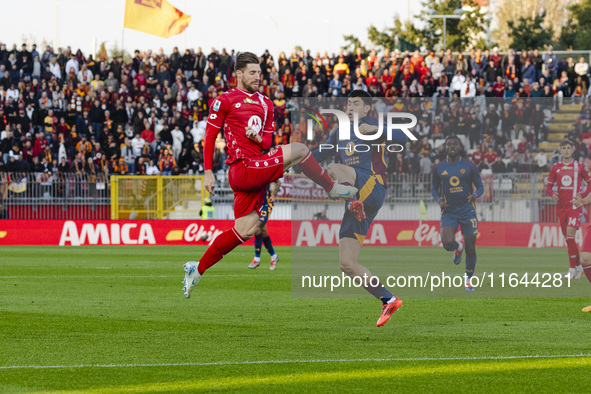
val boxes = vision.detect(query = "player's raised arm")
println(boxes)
[203,96,228,195]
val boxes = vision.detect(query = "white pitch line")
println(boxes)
[1,354,590,370]
[0,274,290,279]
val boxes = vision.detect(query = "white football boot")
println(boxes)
[182,261,201,298]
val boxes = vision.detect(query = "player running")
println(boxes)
[546,139,591,280]
[182,52,357,298]
[249,179,281,270]
[431,136,484,291]
[312,90,410,327]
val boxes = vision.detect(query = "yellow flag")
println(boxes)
[124,0,191,38]
[419,200,428,220]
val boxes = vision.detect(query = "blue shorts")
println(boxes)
[258,198,273,225]
[339,171,386,244]
[441,208,479,236]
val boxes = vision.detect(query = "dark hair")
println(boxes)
[560,139,574,148]
[348,89,372,107]
[234,52,260,72]
[445,135,467,158]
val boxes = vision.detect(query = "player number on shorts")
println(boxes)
[568,217,577,226]
[470,219,477,228]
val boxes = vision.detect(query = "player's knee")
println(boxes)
[442,240,456,252]
[339,258,356,276]
[292,142,309,160]
[582,254,591,266]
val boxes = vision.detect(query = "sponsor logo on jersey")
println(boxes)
[442,170,448,175]
[235,103,241,108]
[244,98,260,104]
[450,176,460,186]
[248,115,262,132]
[209,114,217,119]
[212,100,221,111]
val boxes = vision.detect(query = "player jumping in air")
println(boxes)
[546,139,591,280]
[312,90,410,327]
[182,52,357,298]
[431,136,484,291]
[571,191,591,312]
[249,179,281,270]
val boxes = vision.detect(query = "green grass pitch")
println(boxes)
[1,245,591,393]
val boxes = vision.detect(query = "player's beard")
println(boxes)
[240,79,258,93]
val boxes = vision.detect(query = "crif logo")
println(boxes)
[305,108,418,142]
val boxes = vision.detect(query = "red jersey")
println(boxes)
[204,88,275,170]
[547,160,591,209]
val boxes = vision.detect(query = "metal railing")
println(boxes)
[0,172,110,220]
[0,170,575,223]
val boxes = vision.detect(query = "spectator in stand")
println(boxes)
[575,56,589,94]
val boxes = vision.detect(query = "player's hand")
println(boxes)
[573,194,584,208]
[269,195,276,203]
[468,193,477,203]
[552,194,559,201]
[358,123,378,135]
[438,199,448,210]
[204,170,215,196]
[245,126,262,143]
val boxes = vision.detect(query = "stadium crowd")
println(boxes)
[0,42,591,183]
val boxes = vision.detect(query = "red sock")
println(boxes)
[566,237,579,269]
[299,151,334,192]
[198,228,244,274]
[584,264,591,284]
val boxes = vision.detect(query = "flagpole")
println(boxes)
[121,28,124,58]
[183,0,187,51]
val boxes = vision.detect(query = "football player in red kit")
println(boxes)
[182,52,358,298]
[546,140,591,279]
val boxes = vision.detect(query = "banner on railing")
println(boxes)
[0,220,586,248]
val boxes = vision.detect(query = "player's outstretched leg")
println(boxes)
[326,163,366,221]
[463,234,477,291]
[183,212,259,298]
[339,239,402,327]
[282,143,358,199]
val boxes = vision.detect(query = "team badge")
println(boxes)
[345,141,355,156]
[460,168,466,174]
[212,100,221,111]
[248,115,262,132]
[561,175,573,186]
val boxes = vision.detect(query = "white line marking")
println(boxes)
[0,274,289,279]
[1,354,589,370]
